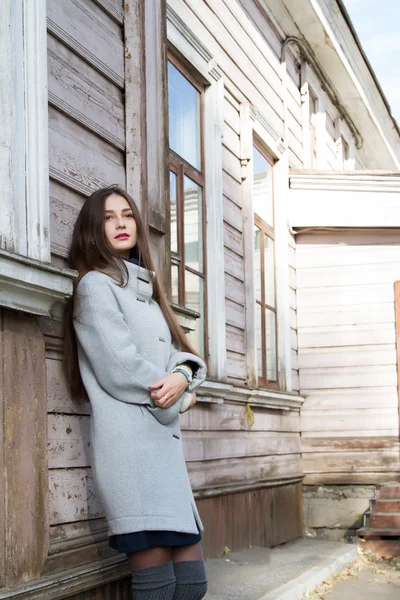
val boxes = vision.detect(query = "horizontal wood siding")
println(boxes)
[297,231,400,485]
[45,0,126,563]
[47,0,125,268]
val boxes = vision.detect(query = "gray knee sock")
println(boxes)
[173,561,208,600]
[131,562,176,599]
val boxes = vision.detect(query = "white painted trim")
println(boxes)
[167,7,226,380]
[204,77,227,380]
[0,250,74,319]
[0,0,50,262]
[241,103,257,387]
[145,0,166,221]
[290,172,400,191]
[196,379,304,411]
[273,152,293,391]
[24,0,50,262]
[245,106,293,392]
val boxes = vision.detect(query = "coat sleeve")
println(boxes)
[167,341,207,392]
[74,274,184,422]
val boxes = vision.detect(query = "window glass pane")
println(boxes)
[264,234,275,308]
[171,264,179,304]
[255,302,263,378]
[254,225,262,301]
[184,176,203,272]
[170,171,178,254]
[185,271,204,356]
[265,308,277,382]
[253,146,273,227]
[168,62,201,170]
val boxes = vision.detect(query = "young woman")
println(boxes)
[64,185,208,600]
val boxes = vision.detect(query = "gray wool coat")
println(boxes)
[73,260,207,537]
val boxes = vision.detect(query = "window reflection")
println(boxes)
[168,62,201,170]
[252,146,273,227]
[184,176,203,273]
[170,171,178,254]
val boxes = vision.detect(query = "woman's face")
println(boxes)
[104,194,137,259]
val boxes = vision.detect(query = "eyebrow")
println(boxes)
[104,208,133,214]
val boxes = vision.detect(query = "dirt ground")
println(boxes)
[305,552,400,599]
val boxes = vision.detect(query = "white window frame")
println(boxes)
[240,104,293,393]
[0,0,73,318]
[166,4,226,380]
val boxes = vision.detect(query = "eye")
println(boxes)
[105,215,113,221]
[125,212,134,219]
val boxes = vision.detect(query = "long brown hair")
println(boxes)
[64,185,202,399]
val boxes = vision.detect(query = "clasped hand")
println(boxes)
[148,372,190,408]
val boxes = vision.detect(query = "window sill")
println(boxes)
[170,302,200,332]
[196,379,304,411]
[0,249,75,319]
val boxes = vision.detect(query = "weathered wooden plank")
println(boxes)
[235,0,282,59]
[49,181,84,258]
[224,100,240,135]
[304,472,400,486]
[291,349,298,371]
[298,263,400,289]
[297,244,400,269]
[290,307,297,330]
[222,121,240,158]
[224,247,245,281]
[188,0,284,117]
[298,322,395,348]
[298,345,396,369]
[225,273,245,304]
[288,128,304,164]
[48,106,125,195]
[291,327,298,351]
[288,245,296,269]
[297,283,395,309]
[223,222,244,257]
[48,414,91,468]
[299,365,397,390]
[169,0,284,136]
[49,468,104,525]
[223,170,242,207]
[302,451,400,473]
[226,324,246,354]
[226,353,247,380]
[288,147,302,169]
[288,265,296,290]
[218,0,284,95]
[180,403,301,433]
[300,387,399,410]
[188,454,302,489]
[184,431,300,461]
[2,313,48,584]
[298,303,395,328]
[47,358,91,415]
[300,408,399,433]
[302,436,400,453]
[47,0,124,87]
[223,195,243,233]
[222,146,242,183]
[292,370,300,391]
[47,34,125,150]
[289,287,297,310]
[225,298,245,329]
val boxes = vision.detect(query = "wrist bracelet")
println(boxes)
[173,368,190,383]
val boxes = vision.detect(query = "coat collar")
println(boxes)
[124,258,154,299]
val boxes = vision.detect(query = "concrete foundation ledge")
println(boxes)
[259,544,358,600]
[205,538,358,600]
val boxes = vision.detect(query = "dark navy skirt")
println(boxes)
[109,529,202,553]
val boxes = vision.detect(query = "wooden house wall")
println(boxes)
[47,0,126,269]
[44,0,127,570]
[297,230,400,485]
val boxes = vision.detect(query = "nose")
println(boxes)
[116,215,126,229]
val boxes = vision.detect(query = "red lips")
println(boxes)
[115,234,129,240]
